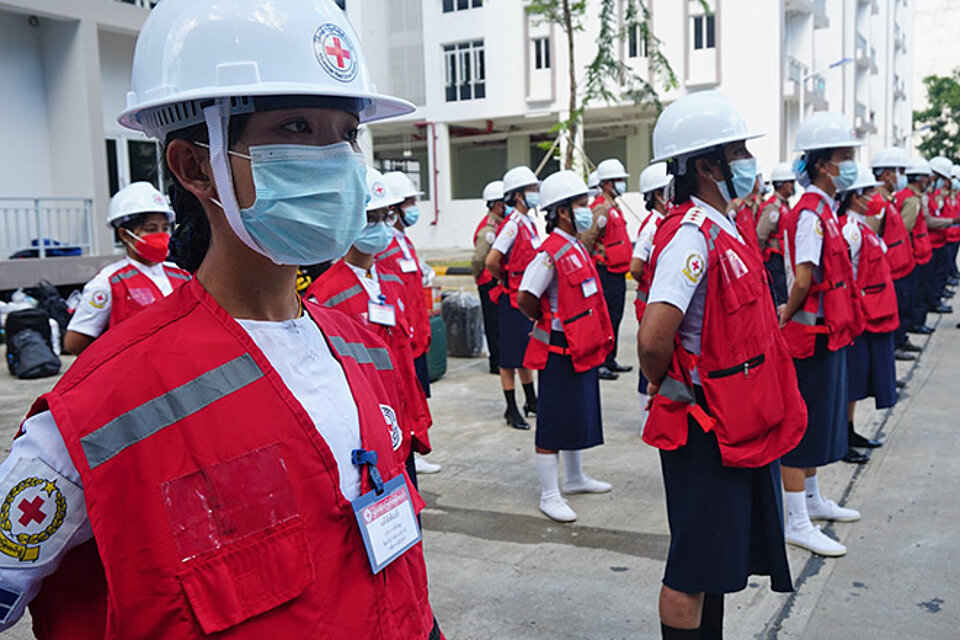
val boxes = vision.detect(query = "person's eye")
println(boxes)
[344,127,362,143]
[281,119,311,134]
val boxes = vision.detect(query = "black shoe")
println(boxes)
[606,361,633,373]
[944,291,955,299]
[894,348,917,361]
[948,278,960,286]
[504,406,531,430]
[598,366,619,380]
[907,325,935,335]
[901,341,922,353]
[523,402,537,417]
[932,304,954,314]
[842,448,870,464]
[850,430,883,448]
[896,379,907,389]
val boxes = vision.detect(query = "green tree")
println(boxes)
[914,69,960,159]
[526,0,690,170]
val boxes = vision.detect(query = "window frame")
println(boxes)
[444,40,485,102]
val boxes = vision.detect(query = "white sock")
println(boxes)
[536,453,561,501]
[804,474,824,509]
[784,490,811,530]
[561,450,585,485]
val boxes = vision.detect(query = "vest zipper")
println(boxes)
[563,308,592,325]
[705,354,765,379]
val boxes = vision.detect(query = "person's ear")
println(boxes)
[166,140,216,203]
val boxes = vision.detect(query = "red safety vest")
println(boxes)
[633,210,663,322]
[108,262,191,327]
[781,191,864,359]
[840,215,900,334]
[947,194,960,243]
[473,213,503,302]
[734,200,764,260]
[894,187,934,264]
[759,195,788,261]
[305,259,432,458]
[377,235,432,358]
[496,210,541,308]
[873,192,916,279]
[643,202,807,468]
[24,277,436,640]
[590,195,632,273]
[523,233,614,373]
[928,191,950,248]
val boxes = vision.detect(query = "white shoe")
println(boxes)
[414,455,442,474]
[807,498,861,522]
[785,522,847,557]
[562,476,613,494]
[539,495,577,522]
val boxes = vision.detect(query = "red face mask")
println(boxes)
[124,228,170,263]
[864,193,886,218]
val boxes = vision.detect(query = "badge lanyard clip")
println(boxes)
[351,449,385,495]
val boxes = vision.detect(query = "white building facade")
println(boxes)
[0,0,914,262]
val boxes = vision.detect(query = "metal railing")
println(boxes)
[809,73,826,98]
[0,198,94,259]
[787,56,804,83]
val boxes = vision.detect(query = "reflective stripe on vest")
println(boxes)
[108,269,138,285]
[80,353,263,469]
[380,273,404,285]
[530,324,550,346]
[328,335,393,371]
[379,246,402,260]
[323,284,364,308]
[659,375,695,404]
[166,270,191,282]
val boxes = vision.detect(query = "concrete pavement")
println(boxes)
[0,281,957,638]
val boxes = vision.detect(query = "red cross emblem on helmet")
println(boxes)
[314,24,359,83]
[372,183,385,198]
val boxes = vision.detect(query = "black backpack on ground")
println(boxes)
[5,308,60,379]
[25,280,71,348]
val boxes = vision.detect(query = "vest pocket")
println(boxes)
[178,517,314,634]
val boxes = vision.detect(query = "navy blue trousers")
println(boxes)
[597,264,626,367]
[893,269,916,347]
[478,280,501,371]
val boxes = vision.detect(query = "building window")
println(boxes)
[533,37,551,69]
[692,14,715,50]
[628,23,648,58]
[334,0,346,9]
[443,0,482,13]
[444,40,485,102]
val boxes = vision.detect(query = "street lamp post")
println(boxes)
[799,57,854,120]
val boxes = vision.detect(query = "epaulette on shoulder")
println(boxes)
[681,206,708,228]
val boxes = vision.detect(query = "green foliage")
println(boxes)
[914,70,960,159]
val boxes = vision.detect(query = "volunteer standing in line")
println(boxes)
[63,182,190,355]
[638,91,806,640]
[485,166,542,430]
[926,157,958,313]
[472,180,506,375]
[517,171,614,523]
[898,158,936,336]
[0,1,442,637]
[757,162,795,306]
[780,112,867,556]
[629,162,672,407]
[582,158,635,379]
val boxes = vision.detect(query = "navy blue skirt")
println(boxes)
[535,332,604,451]
[846,331,897,409]
[414,353,431,398]
[782,336,848,468]
[660,395,793,595]
[498,297,533,369]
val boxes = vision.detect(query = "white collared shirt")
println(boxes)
[346,261,382,302]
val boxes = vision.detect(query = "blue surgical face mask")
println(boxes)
[831,160,859,193]
[524,191,541,210]
[353,221,393,255]
[896,172,908,191]
[953,178,960,192]
[715,157,758,203]
[230,143,367,265]
[401,205,420,227]
[614,180,628,196]
[573,207,593,233]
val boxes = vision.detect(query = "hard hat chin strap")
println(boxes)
[202,99,274,262]
[713,147,737,203]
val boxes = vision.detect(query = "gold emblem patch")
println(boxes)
[0,477,67,563]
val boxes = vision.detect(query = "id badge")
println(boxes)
[581,278,599,297]
[368,300,396,327]
[399,259,417,273]
[351,475,421,574]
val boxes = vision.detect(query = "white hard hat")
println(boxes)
[871,146,910,169]
[382,171,422,200]
[638,162,671,194]
[841,164,882,195]
[539,170,589,209]
[366,167,403,211]
[794,112,862,152]
[502,166,539,194]
[652,90,763,165]
[596,158,629,181]
[929,156,953,179]
[107,182,175,228]
[587,171,599,189]
[770,161,795,183]
[482,180,505,202]
[906,157,932,176]
[118,0,414,139]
